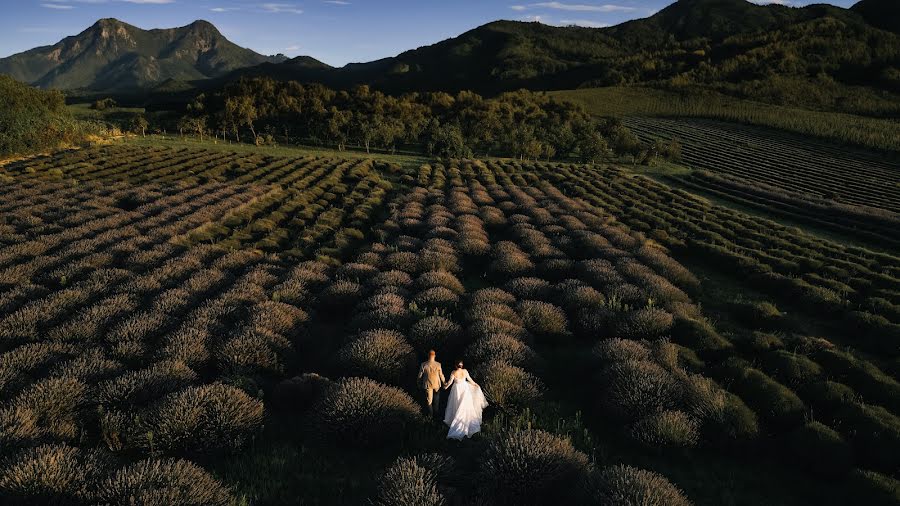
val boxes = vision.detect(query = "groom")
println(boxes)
[417,350,446,419]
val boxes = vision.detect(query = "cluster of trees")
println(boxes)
[0,76,101,158]
[176,77,647,162]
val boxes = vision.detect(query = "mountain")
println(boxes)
[852,0,900,33]
[216,0,896,99]
[0,18,284,92]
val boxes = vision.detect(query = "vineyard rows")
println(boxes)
[623,117,900,215]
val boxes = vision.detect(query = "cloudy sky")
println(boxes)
[1,0,857,66]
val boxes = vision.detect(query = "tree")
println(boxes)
[130,114,148,137]
[579,131,610,164]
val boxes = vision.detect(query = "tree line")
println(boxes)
[169,77,656,162]
[0,76,104,158]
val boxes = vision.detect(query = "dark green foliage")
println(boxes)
[671,316,733,354]
[760,350,823,386]
[721,363,806,428]
[846,469,900,506]
[614,308,674,340]
[707,392,760,443]
[482,429,590,505]
[787,421,853,477]
[0,76,89,157]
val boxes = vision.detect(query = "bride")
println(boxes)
[442,361,488,440]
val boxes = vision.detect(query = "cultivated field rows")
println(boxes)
[0,145,897,504]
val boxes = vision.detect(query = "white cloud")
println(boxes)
[559,18,609,27]
[261,3,303,14]
[284,44,301,51]
[511,2,633,13]
[211,6,241,12]
[41,3,75,9]
[520,14,546,22]
[121,0,175,3]
[324,0,350,4]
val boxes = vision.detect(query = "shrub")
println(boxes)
[760,350,823,386]
[336,330,414,385]
[788,421,852,477]
[631,410,699,448]
[799,381,858,414]
[516,300,569,338]
[351,293,410,331]
[138,383,263,455]
[312,377,421,447]
[0,444,104,505]
[489,242,534,277]
[732,300,784,330]
[682,373,726,421]
[847,469,900,505]
[574,307,616,339]
[505,277,552,300]
[724,364,806,428]
[558,284,606,311]
[97,360,197,406]
[319,280,366,314]
[470,288,516,306]
[96,458,231,506]
[480,361,544,409]
[578,259,624,288]
[373,456,445,506]
[601,360,680,420]
[408,316,463,353]
[614,308,674,340]
[466,334,538,369]
[413,287,459,311]
[834,402,900,470]
[0,377,87,445]
[218,329,287,376]
[585,465,691,506]
[593,338,650,363]
[336,262,379,282]
[707,392,760,443]
[271,373,333,413]
[416,271,464,294]
[671,316,733,353]
[468,303,522,326]
[370,270,414,290]
[482,429,590,504]
[747,332,784,352]
[250,301,308,336]
[469,317,530,342]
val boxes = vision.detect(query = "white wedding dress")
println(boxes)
[443,369,488,440]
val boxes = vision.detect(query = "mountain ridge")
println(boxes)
[0,18,285,92]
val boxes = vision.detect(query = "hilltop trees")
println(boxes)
[0,76,96,158]
[193,77,645,161]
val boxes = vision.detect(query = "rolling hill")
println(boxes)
[0,18,285,92]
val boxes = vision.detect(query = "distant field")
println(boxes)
[1,143,898,505]
[552,87,900,153]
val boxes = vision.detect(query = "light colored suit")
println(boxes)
[418,359,446,417]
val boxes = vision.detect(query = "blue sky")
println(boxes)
[1,0,857,66]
